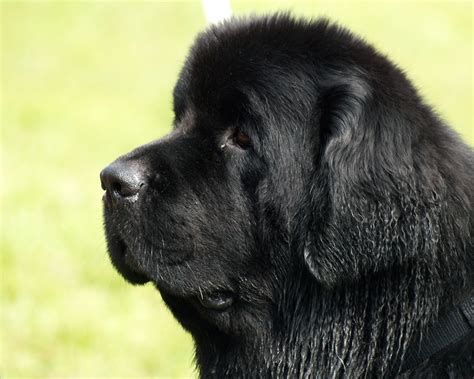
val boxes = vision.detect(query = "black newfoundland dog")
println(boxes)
[101,15,474,378]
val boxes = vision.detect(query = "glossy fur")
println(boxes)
[102,15,474,378]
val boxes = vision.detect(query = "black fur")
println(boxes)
[102,15,474,378]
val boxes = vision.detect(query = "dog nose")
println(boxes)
[100,160,147,198]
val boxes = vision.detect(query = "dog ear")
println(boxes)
[302,72,460,287]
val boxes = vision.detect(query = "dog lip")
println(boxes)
[155,282,235,311]
[198,291,234,311]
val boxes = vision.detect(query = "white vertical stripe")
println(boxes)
[202,0,232,24]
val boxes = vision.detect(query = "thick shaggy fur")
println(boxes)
[102,15,474,378]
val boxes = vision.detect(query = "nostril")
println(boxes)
[112,181,122,195]
[114,180,142,197]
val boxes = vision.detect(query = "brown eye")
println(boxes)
[232,129,251,149]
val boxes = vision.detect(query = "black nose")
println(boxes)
[100,160,147,198]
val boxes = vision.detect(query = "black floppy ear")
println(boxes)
[303,73,453,287]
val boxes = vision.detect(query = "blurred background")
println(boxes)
[2,0,472,377]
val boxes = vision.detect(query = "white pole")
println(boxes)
[202,0,232,24]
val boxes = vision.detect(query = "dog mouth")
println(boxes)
[104,204,237,312]
[107,234,235,311]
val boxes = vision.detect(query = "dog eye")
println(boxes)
[232,129,251,149]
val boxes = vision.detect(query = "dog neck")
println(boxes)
[193,265,472,378]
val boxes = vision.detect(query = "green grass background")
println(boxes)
[1,1,472,377]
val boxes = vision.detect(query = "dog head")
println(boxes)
[101,16,470,340]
